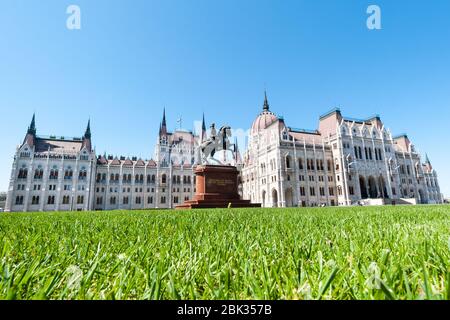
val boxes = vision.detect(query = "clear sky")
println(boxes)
[0,0,449,197]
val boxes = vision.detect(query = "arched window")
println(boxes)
[15,196,24,205]
[31,196,40,205]
[327,160,332,171]
[79,168,88,180]
[162,174,167,184]
[65,169,73,180]
[297,158,303,170]
[286,156,291,169]
[50,168,59,180]
[34,168,43,180]
[317,159,324,171]
[62,195,70,205]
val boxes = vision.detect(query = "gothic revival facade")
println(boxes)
[5,111,211,212]
[5,95,443,212]
[242,93,443,207]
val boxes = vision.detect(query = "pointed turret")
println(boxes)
[163,108,167,125]
[23,113,36,147]
[84,119,91,139]
[201,113,207,142]
[162,108,167,128]
[202,113,206,132]
[27,113,36,136]
[82,119,92,152]
[160,108,168,136]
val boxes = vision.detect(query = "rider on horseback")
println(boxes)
[198,123,235,165]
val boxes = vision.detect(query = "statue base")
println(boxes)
[176,165,261,210]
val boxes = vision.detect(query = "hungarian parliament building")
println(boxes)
[4,94,443,212]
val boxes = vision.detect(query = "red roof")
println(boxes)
[147,159,157,167]
[110,158,121,166]
[97,156,108,165]
[135,159,145,167]
[123,158,133,167]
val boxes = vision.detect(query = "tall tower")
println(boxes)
[155,108,170,167]
[82,120,92,152]
[201,113,207,142]
[161,107,168,137]
[5,113,37,212]
[23,113,37,147]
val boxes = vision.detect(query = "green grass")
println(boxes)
[0,205,449,300]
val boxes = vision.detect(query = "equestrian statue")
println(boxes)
[198,123,236,165]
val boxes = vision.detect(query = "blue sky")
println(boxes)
[0,0,449,196]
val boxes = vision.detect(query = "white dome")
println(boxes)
[251,110,278,134]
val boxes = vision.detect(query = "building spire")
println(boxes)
[201,113,207,142]
[162,107,167,128]
[84,119,91,139]
[263,90,270,111]
[160,108,168,136]
[27,113,36,136]
[82,119,93,151]
[202,113,206,132]
[23,113,37,147]
[425,153,431,164]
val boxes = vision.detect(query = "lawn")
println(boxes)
[0,205,449,300]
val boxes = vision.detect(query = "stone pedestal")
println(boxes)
[176,165,261,209]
